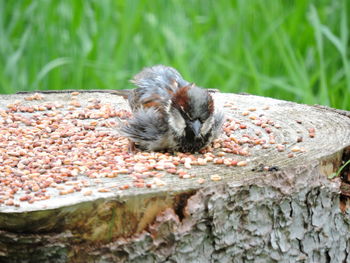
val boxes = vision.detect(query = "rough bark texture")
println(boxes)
[0,92,350,263]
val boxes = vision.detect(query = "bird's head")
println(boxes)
[167,84,215,140]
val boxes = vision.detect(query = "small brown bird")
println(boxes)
[118,65,224,153]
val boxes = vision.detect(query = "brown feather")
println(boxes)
[208,94,214,114]
[172,85,190,110]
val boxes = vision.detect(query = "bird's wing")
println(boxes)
[129,65,189,111]
[130,65,188,92]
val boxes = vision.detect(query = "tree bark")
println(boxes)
[0,92,349,263]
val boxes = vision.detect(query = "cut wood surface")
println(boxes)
[0,91,349,263]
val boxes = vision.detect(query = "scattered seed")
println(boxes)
[237,160,248,167]
[197,158,207,165]
[24,93,44,101]
[308,128,315,138]
[276,144,285,152]
[119,185,130,190]
[166,168,177,174]
[197,178,205,184]
[224,158,233,166]
[19,195,31,202]
[265,127,272,134]
[182,174,191,179]
[59,189,74,195]
[153,179,166,186]
[210,174,222,181]
[5,200,14,206]
[134,182,145,188]
[83,190,92,196]
[184,161,192,169]
[213,142,221,149]
[291,146,301,152]
[98,188,111,193]
[213,158,224,164]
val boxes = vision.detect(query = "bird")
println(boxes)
[117,65,224,153]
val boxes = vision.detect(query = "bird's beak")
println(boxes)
[191,119,202,137]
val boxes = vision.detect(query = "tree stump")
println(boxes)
[0,91,349,263]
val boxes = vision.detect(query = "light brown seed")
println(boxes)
[197,178,205,184]
[98,188,111,193]
[291,146,301,152]
[276,144,285,152]
[83,190,92,196]
[210,174,222,181]
[237,160,248,167]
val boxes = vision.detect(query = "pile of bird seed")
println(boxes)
[0,93,310,207]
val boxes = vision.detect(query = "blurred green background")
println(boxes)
[0,0,349,110]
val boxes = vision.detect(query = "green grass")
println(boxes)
[0,0,349,110]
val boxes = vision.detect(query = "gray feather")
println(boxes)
[212,111,225,139]
[120,108,177,151]
[131,65,189,92]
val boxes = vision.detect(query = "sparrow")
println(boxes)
[119,65,225,153]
